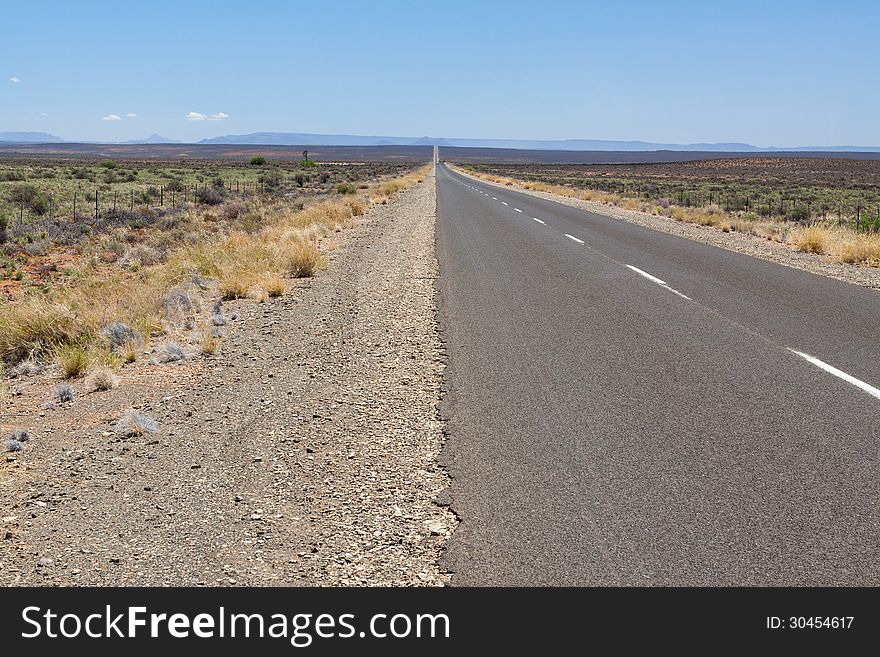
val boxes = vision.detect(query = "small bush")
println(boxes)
[157,343,186,363]
[100,322,143,353]
[114,410,159,437]
[335,183,357,195]
[86,366,119,391]
[55,383,75,403]
[195,187,224,205]
[786,206,811,223]
[10,429,30,443]
[56,345,90,379]
[249,156,266,166]
[4,438,23,452]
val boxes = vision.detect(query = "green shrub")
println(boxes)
[249,156,266,166]
[786,206,810,223]
[335,183,357,195]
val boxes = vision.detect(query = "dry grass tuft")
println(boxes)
[793,226,830,254]
[86,366,120,391]
[120,339,140,364]
[199,330,221,356]
[260,273,286,297]
[56,344,90,379]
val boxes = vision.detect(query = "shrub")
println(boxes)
[86,366,119,391]
[335,183,357,195]
[99,322,143,353]
[195,187,224,205]
[10,429,30,443]
[786,206,811,223]
[219,201,247,220]
[55,383,75,403]
[249,156,266,166]
[114,410,159,437]
[157,343,186,363]
[56,344,90,379]
[4,438,23,452]
[100,160,119,170]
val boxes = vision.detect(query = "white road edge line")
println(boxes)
[625,264,691,300]
[565,234,584,244]
[533,218,545,225]
[514,208,523,213]
[788,349,880,401]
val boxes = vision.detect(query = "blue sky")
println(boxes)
[1,0,878,146]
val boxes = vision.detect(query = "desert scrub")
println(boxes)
[260,272,286,297]
[1,165,427,368]
[793,226,829,254]
[457,164,880,269]
[114,409,159,437]
[56,344,90,379]
[199,330,221,356]
[86,366,120,391]
[54,383,75,403]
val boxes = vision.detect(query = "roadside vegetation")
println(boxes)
[0,159,429,381]
[456,160,880,267]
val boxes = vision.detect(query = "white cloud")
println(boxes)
[10,76,20,83]
[125,113,137,118]
[101,114,122,121]
[40,112,49,117]
[186,111,229,122]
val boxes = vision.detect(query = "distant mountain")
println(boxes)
[0,131,64,143]
[124,134,181,144]
[197,131,880,152]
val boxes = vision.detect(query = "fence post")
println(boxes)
[73,190,77,219]
[95,190,99,221]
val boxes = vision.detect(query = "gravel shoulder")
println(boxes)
[0,170,454,586]
[455,168,880,291]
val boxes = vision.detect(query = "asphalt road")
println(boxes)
[434,162,880,585]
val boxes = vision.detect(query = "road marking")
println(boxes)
[501,201,508,206]
[533,217,545,225]
[514,208,523,213]
[492,197,497,200]
[565,234,584,244]
[788,350,880,401]
[625,264,691,300]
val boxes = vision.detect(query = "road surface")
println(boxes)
[434,162,880,585]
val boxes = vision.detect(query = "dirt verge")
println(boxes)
[0,169,453,586]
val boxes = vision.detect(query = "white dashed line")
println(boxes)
[532,218,545,225]
[625,264,690,300]
[788,350,880,400]
[492,197,497,200]
[565,234,584,244]
[514,208,523,213]
[501,201,508,206]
